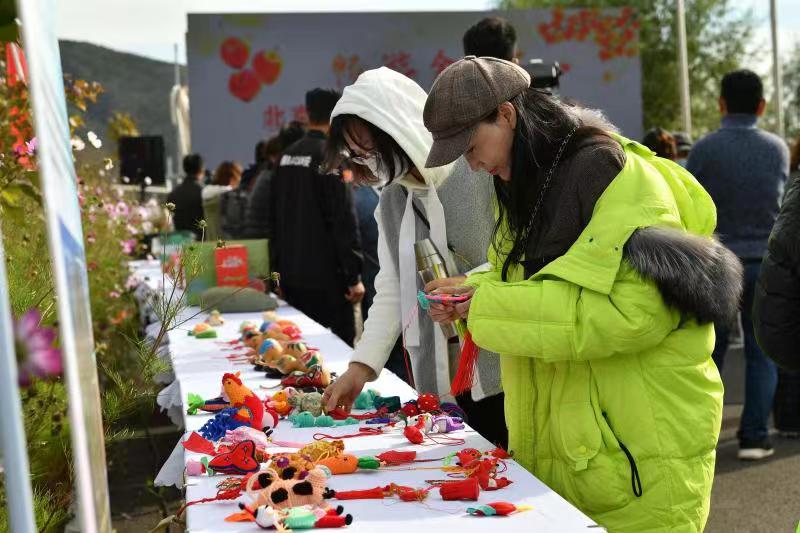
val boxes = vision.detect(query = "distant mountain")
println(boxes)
[58,40,187,172]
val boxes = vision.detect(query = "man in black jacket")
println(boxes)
[269,89,363,345]
[168,154,205,239]
[754,171,800,435]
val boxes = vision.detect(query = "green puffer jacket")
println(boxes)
[466,134,742,532]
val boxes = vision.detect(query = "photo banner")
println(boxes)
[187,9,642,167]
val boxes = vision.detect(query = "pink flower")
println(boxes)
[14,137,37,157]
[126,223,140,236]
[125,275,140,291]
[78,192,86,207]
[108,290,121,299]
[88,213,96,223]
[115,201,130,218]
[87,231,96,244]
[14,309,62,387]
[104,203,115,216]
[120,239,137,255]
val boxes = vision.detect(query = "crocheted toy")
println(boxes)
[287,391,324,417]
[417,393,440,412]
[281,365,331,389]
[207,440,260,475]
[353,389,379,410]
[253,338,284,369]
[188,322,217,338]
[198,373,265,440]
[270,454,317,480]
[239,320,258,333]
[283,341,310,358]
[232,504,352,530]
[270,350,323,376]
[267,388,297,417]
[206,309,225,327]
[299,440,345,462]
[244,467,333,511]
[186,392,229,415]
[289,411,358,428]
[466,502,532,517]
[317,454,381,475]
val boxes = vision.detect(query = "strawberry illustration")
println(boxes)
[252,50,283,85]
[229,70,261,102]
[220,37,250,69]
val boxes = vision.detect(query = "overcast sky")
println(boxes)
[55,0,800,73]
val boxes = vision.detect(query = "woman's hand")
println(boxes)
[322,362,375,413]
[427,285,475,323]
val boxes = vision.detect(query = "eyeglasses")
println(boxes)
[342,146,376,166]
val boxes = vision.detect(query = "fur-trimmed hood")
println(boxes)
[624,226,743,325]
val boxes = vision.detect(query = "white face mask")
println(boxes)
[364,153,409,183]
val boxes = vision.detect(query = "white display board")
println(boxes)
[187,9,643,168]
[18,0,112,531]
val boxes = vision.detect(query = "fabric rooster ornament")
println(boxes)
[223,372,264,429]
[199,373,265,441]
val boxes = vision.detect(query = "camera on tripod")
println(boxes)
[522,59,563,94]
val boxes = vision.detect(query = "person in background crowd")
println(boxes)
[350,171,380,322]
[642,127,677,160]
[320,67,507,449]
[202,161,241,241]
[269,89,363,346]
[424,56,739,532]
[463,16,518,62]
[244,122,306,239]
[688,69,790,460]
[240,139,269,193]
[673,131,693,167]
[167,153,205,240]
[753,131,800,438]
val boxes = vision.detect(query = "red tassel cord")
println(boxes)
[450,331,480,397]
[332,484,432,502]
[327,407,388,421]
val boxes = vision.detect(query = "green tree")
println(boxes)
[501,0,755,136]
[782,41,800,144]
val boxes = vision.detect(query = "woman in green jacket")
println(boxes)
[422,56,742,532]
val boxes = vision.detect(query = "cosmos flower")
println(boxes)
[14,309,62,387]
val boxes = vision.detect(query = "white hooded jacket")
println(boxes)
[331,68,462,399]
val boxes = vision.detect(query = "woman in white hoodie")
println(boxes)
[320,67,507,447]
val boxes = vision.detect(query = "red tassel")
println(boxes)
[439,477,480,501]
[450,331,480,397]
[333,487,386,500]
[376,450,417,465]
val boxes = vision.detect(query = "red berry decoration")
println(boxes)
[400,402,419,417]
[220,37,250,69]
[228,70,261,102]
[252,50,283,85]
[417,393,440,413]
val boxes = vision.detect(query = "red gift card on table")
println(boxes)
[215,245,249,287]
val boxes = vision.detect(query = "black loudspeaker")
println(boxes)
[118,135,166,186]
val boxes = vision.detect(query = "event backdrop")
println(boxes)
[187,9,642,168]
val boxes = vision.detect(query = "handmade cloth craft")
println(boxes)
[244,467,334,511]
[197,373,266,440]
[466,502,532,517]
[228,503,353,531]
[188,322,217,338]
[206,310,225,327]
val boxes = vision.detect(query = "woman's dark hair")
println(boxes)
[323,114,414,185]
[491,87,609,281]
[642,127,677,160]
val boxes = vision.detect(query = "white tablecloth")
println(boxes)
[140,262,600,532]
